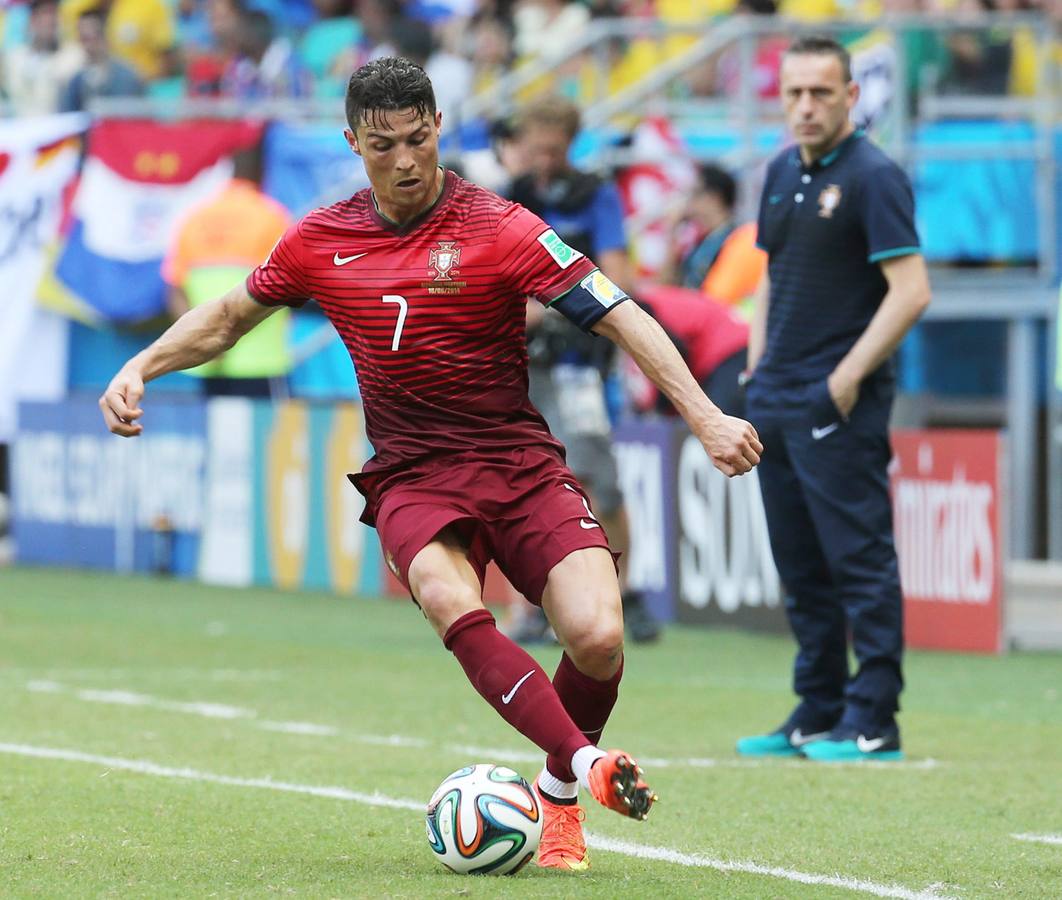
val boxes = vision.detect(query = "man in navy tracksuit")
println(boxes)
[737,36,931,761]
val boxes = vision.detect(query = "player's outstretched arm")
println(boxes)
[593,300,762,477]
[99,284,278,437]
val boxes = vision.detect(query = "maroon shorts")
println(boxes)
[357,448,615,604]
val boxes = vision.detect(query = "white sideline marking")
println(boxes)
[76,689,251,720]
[0,742,956,899]
[24,681,941,771]
[586,835,958,900]
[0,743,420,810]
[11,668,283,682]
[260,721,339,737]
[1012,833,1062,846]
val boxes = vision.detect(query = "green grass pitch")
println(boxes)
[1,566,1060,898]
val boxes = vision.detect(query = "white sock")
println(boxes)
[571,745,607,790]
[537,766,578,801]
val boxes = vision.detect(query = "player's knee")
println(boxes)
[413,575,481,636]
[565,619,624,677]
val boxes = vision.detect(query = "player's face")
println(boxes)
[346,108,444,222]
[780,53,858,161]
[522,125,573,185]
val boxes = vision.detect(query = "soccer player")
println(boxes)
[736,36,931,762]
[99,58,762,869]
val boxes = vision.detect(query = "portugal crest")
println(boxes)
[818,184,842,218]
[429,241,461,281]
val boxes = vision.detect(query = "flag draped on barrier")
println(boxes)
[0,112,85,441]
[47,118,262,324]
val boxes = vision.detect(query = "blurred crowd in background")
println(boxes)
[0,0,1057,118]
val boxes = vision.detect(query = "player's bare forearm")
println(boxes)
[99,284,277,437]
[135,285,275,383]
[595,301,717,427]
[834,253,931,385]
[747,272,769,372]
[594,301,762,476]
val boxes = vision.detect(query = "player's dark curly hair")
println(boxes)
[345,57,437,132]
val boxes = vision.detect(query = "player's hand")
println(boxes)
[99,367,146,437]
[827,369,860,419]
[700,413,762,477]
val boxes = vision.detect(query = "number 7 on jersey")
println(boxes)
[382,294,408,351]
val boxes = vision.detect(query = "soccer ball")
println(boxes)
[425,764,542,875]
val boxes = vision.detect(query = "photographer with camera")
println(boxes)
[507,96,660,644]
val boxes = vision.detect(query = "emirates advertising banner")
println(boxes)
[890,429,1004,653]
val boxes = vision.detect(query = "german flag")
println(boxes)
[35,135,82,170]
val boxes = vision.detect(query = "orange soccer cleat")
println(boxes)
[534,784,590,871]
[586,749,658,821]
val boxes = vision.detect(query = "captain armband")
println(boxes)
[548,269,630,332]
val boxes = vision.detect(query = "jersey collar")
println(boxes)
[370,167,453,235]
[793,128,865,172]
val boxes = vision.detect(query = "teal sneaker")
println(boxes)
[735,727,831,757]
[801,725,904,762]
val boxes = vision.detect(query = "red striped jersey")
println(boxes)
[246,169,597,479]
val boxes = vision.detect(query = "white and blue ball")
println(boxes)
[425,764,542,875]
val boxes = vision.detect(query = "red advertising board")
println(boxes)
[890,429,1004,653]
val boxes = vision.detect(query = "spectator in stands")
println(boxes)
[1003,0,1042,95]
[62,0,177,81]
[222,8,313,99]
[698,0,788,100]
[406,0,478,22]
[59,8,144,113]
[513,0,589,59]
[460,114,525,195]
[939,0,1014,95]
[475,0,518,18]
[585,0,625,15]
[245,0,318,32]
[660,164,767,316]
[0,0,83,116]
[163,146,292,397]
[175,0,215,53]
[467,14,515,95]
[389,18,473,124]
[185,0,244,95]
[358,0,404,57]
[298,0,361,96]
[330,0,402,72]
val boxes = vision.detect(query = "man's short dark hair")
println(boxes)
[78,6,106,27]
[785,35,852,83]
[345,57,437,132]
[241,9,274,56]
[390,19,434,66]
[697,163,736,211]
